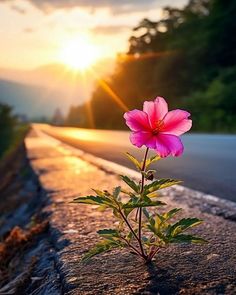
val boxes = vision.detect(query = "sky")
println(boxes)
[0,0,188,70]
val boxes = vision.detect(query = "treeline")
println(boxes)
[0,103,28,159]
[65,0,236,132]
[0,104,17,157]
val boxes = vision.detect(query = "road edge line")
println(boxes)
[34,126,236,212]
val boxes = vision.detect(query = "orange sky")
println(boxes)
[0,0,187,70]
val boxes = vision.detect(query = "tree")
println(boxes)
[52,108,64,126]
[0,103,16,156]
[68,0,236,132]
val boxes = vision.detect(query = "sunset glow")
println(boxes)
[58,38,101,71]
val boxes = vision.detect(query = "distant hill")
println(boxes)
[0,79,65,119]
[0,60,114,89]
[0,59,115,119]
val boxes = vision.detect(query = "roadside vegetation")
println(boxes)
[0,103,29,163]
[65,0,236,133]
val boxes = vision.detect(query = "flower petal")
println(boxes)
[130,131,155,148]
[162,109,192,136]
[124,110,151,132]
[143,97,168,128]
[155,134,184,157]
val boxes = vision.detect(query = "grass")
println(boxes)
[0,124,29,162]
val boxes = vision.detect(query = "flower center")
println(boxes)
[152,120,164,135]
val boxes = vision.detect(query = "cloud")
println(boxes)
[91,25,131,35]
[1,0,160,14]
[1,0,188,15]
[10,4,26,14]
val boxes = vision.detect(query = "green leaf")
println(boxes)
[154,213,165,225]
[147,223,166,241]
[81,240,123,261]
[97,229,120,238]
[120,175,140,193]
[144,178,182,193]
[73,195,104,205]
[169,234,208,244]
[143,207,150,219]
[168,218,203,237]
[125,152,142,170]
[146,191,160,198]
[126,229,138,242]
[145,155,161,168]
[72,195,115,208]
[123,195,139,217]
[123,195,165,217]
[163,208,182,221]
[113,186,121,199]
[123,199,166,209]
[92,189,106,197]
[146,214,164,234]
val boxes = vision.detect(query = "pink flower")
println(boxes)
[124,97,192,157]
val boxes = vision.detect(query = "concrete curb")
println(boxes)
[35,127,236,221]
[25,126,236,294]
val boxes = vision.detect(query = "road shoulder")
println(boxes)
[25,127,236,294]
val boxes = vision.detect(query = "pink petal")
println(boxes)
[155,134,184,157]
[130,131,155,148]
[143,97,168,128]
[162,109,192,136]
[124,110,151,132]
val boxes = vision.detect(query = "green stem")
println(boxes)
[138,147,149,258]
[116,196,147,259]
[119,210,138,239]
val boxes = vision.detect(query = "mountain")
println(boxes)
[0,79,64,118]
[0,59,114,89]
[0,59,115,119]
[0,64,93,119]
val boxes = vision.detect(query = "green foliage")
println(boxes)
[120,175,140,193]
[81,240,124,261]
[167,218,203,237]
[169,234,207,244]
[97,229,120,238]
[73,151,206,263]
[0,103,29,161]
[145,155,161,169]
[144,179,182,194]
[72,194,118,210]
[64,104,91,128]
[0,103,16,157]
[123,199,166,209]
[125,152,142,170]
[66,0,236,133]
[146,211,206,245]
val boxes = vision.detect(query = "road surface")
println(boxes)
[35,124,236,202]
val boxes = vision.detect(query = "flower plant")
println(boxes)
[73,97,207,263]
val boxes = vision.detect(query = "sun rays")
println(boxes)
[58,37,101,71]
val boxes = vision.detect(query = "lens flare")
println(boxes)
[59,37,100,71]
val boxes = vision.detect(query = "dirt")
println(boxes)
[0,142,62,294]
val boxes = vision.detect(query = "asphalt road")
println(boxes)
[36,124,236,202]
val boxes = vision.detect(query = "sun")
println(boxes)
[58,37,100,71]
